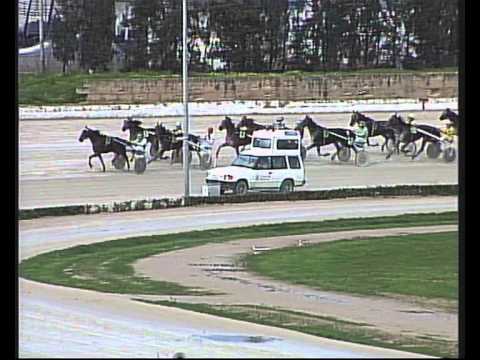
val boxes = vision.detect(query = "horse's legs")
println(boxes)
[235,146,240,156]
[215,143,226,160]
[124,152,130,170]
[413,138,427,159]
[316,145,321,157]
[88,154,95,168]
[331,143,340,161]
[97,154,106,172]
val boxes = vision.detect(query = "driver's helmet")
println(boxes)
[358,120,365,127]
[136,131,144,141]
[407,113,415,123]
[175,122,182,130]
[207,127,214,135]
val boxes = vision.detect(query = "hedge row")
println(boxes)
[19,184,458,220]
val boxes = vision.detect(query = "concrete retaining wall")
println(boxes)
[18,184,458,220]
[78,72,458,104]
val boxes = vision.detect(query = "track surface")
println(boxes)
[19,111,457,208]
[19,197,456,357]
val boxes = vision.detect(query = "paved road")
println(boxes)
[19,197,455,357]
[19,111,457,208]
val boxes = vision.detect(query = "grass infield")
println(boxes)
[20,211,457,296]
[245,231,458,300]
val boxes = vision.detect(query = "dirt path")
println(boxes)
[135,225,458,342]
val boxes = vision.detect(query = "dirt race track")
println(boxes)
[19,111,457,208]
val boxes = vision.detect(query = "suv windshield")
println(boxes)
[232,154,258,168]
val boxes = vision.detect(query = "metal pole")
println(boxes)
[39,0,45,72]
[182,0,190,198]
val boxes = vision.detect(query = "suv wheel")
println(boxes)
[234,180,248,195]
[280,179,294,193]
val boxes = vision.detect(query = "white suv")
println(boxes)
[205,129,306,195]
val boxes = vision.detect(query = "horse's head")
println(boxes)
[350,111,360,127]
[122,117,142,132]
[295,115,313,131]
[219,116,233,131]
[439,108,455,121]
[78,127,90,142]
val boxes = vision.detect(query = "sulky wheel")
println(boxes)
[337,146,351,162]
[134,157,147,174]
[355,151,369,167]
[112,154,126,170]
[443,146,456,163]
[426,142,442,159]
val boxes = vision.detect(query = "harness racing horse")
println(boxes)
[386,114,442,159]
[155,123,202,165]
[439,108,459,130]
[78,127,130,172]
[216,116,253,160]
[121,118,159,160]
[350,111,396,155]
[236,116,268,132]
[295,115,356,161]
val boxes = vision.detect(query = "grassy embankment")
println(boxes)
[19,211,459,358]
[18,67,458,106]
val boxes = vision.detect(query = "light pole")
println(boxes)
[39,0,45,72]
[182,0,190,198]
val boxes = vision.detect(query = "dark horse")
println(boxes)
[121,117,159,160]
[439,108,458,130]
[154,123,202,164]
[295,115,356,160]
[78,127,130,172]
[386,114,442,159]
[350,111,396,153]
[236,116,268,132]
[216,116,254,160]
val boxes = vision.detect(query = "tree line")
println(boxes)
[50,0,459,73]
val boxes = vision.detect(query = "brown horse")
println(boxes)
[215,117,252,160]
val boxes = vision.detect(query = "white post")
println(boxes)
[39,0,45,72]
[182,0,190,198]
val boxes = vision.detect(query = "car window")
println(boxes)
[272,156,287,169]
[277,139,299,150]
[256,156,271,169]
[288,156,301,169]
[253,138,272,148]
[232,155,258,168]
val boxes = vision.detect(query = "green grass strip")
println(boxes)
[134,300,457,358]
[19,211,457,296]
[245,231,458,300]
